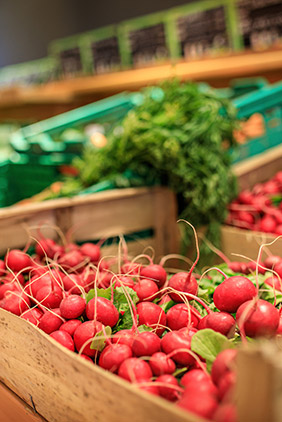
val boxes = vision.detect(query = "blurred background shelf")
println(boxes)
[1,48,282,122]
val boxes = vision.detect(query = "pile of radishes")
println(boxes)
[1,232,282,422]
[227,170,282,234]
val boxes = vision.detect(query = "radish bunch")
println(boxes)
[227,171,282,234]
[1,234,282,422]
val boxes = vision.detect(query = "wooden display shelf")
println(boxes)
[0,48,282,121]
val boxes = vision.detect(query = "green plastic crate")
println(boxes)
[0,58,58,88]
[7,93,138,204]
[231,81,282,163]
[11,93,137,154]
[217,77,268,99]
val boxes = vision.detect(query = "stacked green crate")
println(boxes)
[8,93,138,203]
[231,81,282,162]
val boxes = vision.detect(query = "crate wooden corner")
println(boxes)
[236,341,282,422]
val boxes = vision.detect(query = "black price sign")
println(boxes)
[177,6,229,58]
[129,23,169,66]
[238,0,282,49]
[91,37,121,74]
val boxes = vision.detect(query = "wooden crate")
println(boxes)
[0,185,197,422]
[0,186,178,260]
[221,145,282,261]
[236,341,282,422]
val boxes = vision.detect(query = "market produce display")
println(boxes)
[47,80,238,262]
[227,170,282,235]
[1,225,282,421]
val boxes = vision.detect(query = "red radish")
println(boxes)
[213,276,257,313]
[112,329,135,348]
[0,260,5,275]
[213,403,237,422]
[263,180,280,194]
[277,315,282,335]
[158,294,172,306]
[73,320,104,356]
[0,292,30,316]
[276,225,282,235]
[5,249,32,273]
[156,374,179,401]
[238,190,253,205]
[99,344,132,373]
[198,314,208,330]
[80,354,93,363]
[181,369,210,387]
[149,352,176,376]
[218,371,236,400]
[228,261,245,273]
[204,312,236,338]
[166,303,201,330]
[2,272,25,285]
[264,255,282,269]
[237,211,255,225]
[275,262,282,278]
[184,378,218,398]
[35,284,63,309]
[133,279,159,302]
[211,349,237,386]
[59,319,82,336]
[62,274,85,295]
[26,271,64,297]
[246,260,265,274]
[168,272,198,302]
[60,295,86,319]
[58,250,85,271]
[274,171,282,184]
[35,239,64,260]
[50,330,75,351]
[236,299,279,338]
[86,297,119,327]
[137,302,166,336]
[118,357,152,382]
[121,262,142,276]
[137,383,159,396]
[252,195,271,213]
[132,331,161,357]
[139,264,167,287]
[98,271,113,289]
[259,215,276,233]
[38,309,64,334]
[177,392,218,420]
[0,282,22,300]
[114,276,135,289]
[65,243,79,252]
[264,275,282,292]
[161,329,196,366]
[80,243,101,263]
[20,308,43,325]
